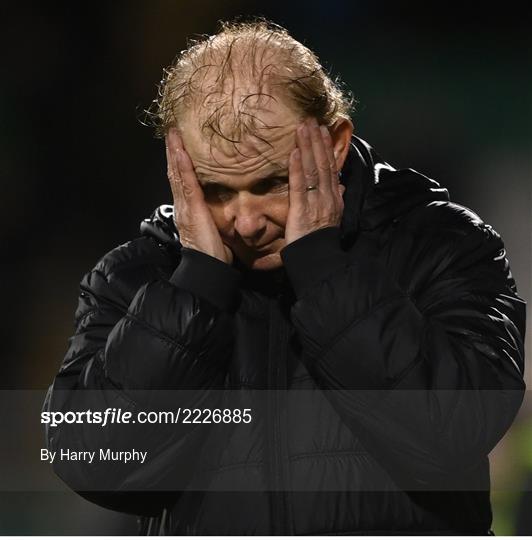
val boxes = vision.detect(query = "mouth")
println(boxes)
[253,239,279,253]
[233,242,275,260]
[230,237,284,260]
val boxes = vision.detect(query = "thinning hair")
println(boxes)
[146,19,355,150]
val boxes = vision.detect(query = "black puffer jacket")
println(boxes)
[44,136,526,535]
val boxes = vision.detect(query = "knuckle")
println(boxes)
[168,171,180,184]
[317,163,330,174]
[304,168,319,180]
[182,182,195,197]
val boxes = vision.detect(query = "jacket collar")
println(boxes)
[340,135,450,246]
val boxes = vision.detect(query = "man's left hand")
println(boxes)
[285,117,345,245]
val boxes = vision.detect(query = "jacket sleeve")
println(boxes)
[43,242,240,515]
[280,204,526,489]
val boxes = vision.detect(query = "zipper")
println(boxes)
[266,296,294,535]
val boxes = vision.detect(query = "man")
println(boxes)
[44,20,526,535]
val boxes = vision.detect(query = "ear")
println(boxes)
[329,118,354,172]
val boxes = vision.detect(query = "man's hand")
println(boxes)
[165,129,233,264]
[285,117,345,245]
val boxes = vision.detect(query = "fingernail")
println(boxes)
[175,149,182,163]
[299,125,309,139]
[292,148,301,160]
[320,125,330,138]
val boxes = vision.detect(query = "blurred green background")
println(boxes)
[1,0,530,535]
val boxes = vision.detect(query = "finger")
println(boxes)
[288,147,306,207]
[320,125,341,196]
[175,146,202,202]
[167,127,184,152]
[307,118,333,198]
[296,123,320,192]
[165,130,184,200]
[165,146,182,203]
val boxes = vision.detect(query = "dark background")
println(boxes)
[1,1,530,535]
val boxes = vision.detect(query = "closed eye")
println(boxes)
[202,184,236,203]
[201,177,289,202]
[251,177,289,195]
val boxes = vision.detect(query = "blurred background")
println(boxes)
[1,0,530,535]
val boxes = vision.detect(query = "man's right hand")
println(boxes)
[165,128,233,264]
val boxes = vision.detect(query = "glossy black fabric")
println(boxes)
[43,136,526,535]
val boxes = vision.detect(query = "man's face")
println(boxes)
[180,101,300,271]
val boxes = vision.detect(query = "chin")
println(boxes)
[248,251,284,271]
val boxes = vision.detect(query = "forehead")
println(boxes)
[179,96,301,181]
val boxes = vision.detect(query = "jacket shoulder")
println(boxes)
[389,199,521,298]
[82,235,180,309]
[401,200,502,246]
[92,235,175,276]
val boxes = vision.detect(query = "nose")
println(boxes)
[231,194,267,245]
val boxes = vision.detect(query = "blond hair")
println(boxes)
[146,19,355,147]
